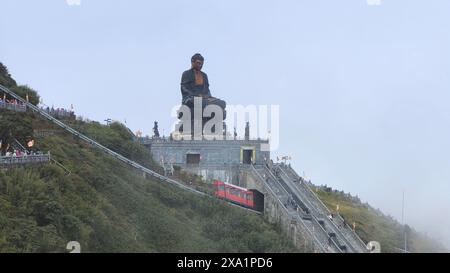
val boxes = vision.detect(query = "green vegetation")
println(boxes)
[314,186,446,253]
[0,62,297,252]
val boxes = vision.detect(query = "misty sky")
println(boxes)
[1,0,449,247]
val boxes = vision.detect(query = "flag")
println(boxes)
[27,139,34,148]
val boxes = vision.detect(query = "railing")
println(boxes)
[0,153,51,166]
[138,136,269,145]
[12,138,27,151]
[0,84,271,217]
[176,162,259,169]
[250,164,327,253]
[261,165,344,253]
[0,84,208,198]
[274,165,357,251]
[33,129,58,137]
[280,164,368,252]
[0,100,26,112]
[51,158,71,175]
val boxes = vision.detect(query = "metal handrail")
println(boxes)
[0,153,51,165]
[280,164,368,251]
[51,158,72,176]
[262,165,343,253]
[250,165,327,253]
[0,84,270,217]
[0,84,207,197]
[139,136,270,144]
[285,164,368,248]
[12,138,27,151]
[275,165,358,252]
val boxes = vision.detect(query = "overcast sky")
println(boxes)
[1,0,449,248]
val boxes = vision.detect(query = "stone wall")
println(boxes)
[142,138,270,166]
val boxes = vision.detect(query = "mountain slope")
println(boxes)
[314,186,446,253]
[0,63,297,252]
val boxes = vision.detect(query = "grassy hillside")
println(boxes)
[0,63,297,252]
[314,186,446,253]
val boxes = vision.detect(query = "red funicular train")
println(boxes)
[213,180,264,212]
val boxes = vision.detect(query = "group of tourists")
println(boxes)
[41,106,75,119]
[0,96,26,112]
[0,97,24,105]
[0,148,44,158]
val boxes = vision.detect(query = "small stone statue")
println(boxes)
[153,121,160,138]
[245,122,250,140]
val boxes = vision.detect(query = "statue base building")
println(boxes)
[139,136,270,184]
